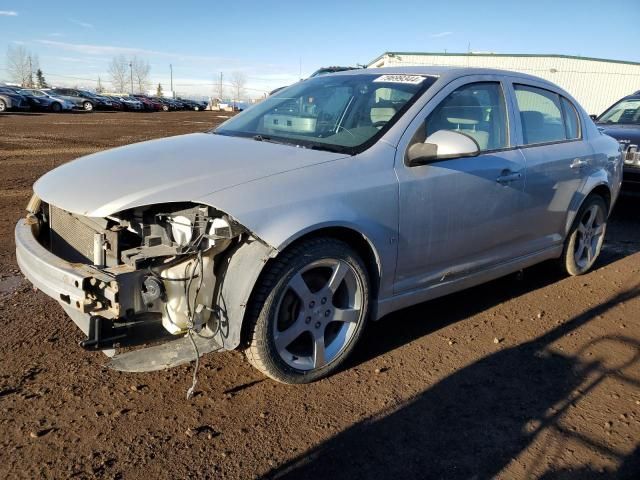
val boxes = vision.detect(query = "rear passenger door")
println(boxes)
[510,83,590,252]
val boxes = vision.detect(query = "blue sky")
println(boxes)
[1,0,639,97]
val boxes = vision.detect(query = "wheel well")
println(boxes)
[589,185,611,211]
[282,227,381,301]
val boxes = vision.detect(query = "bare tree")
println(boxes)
[6,45,33,86]
[230,71,247,103]
[131,56,151,94]
[96,76,104,93]
[108,55,128,93]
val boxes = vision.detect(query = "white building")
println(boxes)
[368,52,640,115]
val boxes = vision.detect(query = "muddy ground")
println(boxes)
[0,111,638,480]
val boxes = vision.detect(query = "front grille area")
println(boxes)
[621,143,640,168]
[49,206,97,264]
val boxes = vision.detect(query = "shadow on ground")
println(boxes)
[346,194,640,371]
[266,283,640,479]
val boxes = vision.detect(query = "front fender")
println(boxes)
[214,238,276,350]
[199,141,399,301]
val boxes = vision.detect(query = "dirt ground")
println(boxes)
[0,111,639,480]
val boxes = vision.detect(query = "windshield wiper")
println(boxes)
[252,134,301,147]
[308,143,350,154]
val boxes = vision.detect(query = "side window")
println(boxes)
[514,85,566,144]
[561,97,580,140]
[425,82,508,151]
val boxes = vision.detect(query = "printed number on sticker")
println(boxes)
[373,75,425,84]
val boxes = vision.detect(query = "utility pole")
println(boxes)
[170,64,174,98]
[28,56,33,87]
[219,72,223,105]
[129,61,133,94]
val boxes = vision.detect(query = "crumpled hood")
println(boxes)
[34,133,347,217]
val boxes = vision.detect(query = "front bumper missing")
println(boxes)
[15,217,123,318]
[15,217,223,371]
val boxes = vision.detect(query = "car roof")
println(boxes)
[331,65,556,87]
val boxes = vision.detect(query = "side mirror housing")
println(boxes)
[589,114,598,121]
[407,130,480,166]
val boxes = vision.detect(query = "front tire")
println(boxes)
[561,195,608,276]
[51,102,62,113]
[0,99,6,112]
[245,238,370,384]
[83,101,93,111]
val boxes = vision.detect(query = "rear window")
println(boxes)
[514,85,581,145]
[561,97,580,140]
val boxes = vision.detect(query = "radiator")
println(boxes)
[49,206,98,264]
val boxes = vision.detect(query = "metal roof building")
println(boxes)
[368,52,640,115]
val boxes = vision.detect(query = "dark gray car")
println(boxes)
[0,86,30,112]
[48,88,97,111]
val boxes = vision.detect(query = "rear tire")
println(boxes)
[560,195,608,276]
[245,238,370,384]
[83,101,93,111]
[51,102,62,113]
[0,99,6,112]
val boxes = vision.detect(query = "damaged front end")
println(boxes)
[16,195,259,372]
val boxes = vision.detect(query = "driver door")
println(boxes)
[394,78,529,294]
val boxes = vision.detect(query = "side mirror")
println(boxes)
[589,114,598,121]
[407,130,480,166]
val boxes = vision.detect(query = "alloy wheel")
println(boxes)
[574,203,606,270]
[273,258,364,371]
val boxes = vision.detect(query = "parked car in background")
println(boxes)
[15,67,622,384]
[18,89,75,112]
[152,97,172,111]
[131,95,162,111]
[176,98,201,110]
[594,91,640,191]
[270,65,363,96]
[309,66,362,77]
[0,86,30,112]
[77,90,115,110]
[48,88,97,111]
[155,97,182,111]
[107,95,143,111]
[107,97,124,110]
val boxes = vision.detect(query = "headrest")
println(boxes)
[520,110,544,130]
[443,94,483,125]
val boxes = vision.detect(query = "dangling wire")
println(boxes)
[185,250,204,400]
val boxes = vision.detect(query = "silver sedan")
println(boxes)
[16,67,622,384]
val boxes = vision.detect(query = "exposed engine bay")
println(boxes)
[26,197,253,356]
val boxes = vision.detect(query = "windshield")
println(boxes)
[214,73,437,154]
[598,98,640,125]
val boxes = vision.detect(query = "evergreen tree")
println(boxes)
[35,69,48,88]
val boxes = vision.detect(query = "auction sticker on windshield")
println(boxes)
[373,74,425,84]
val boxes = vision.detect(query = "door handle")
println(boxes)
[570,158,589,169]
[496,170,522,184]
